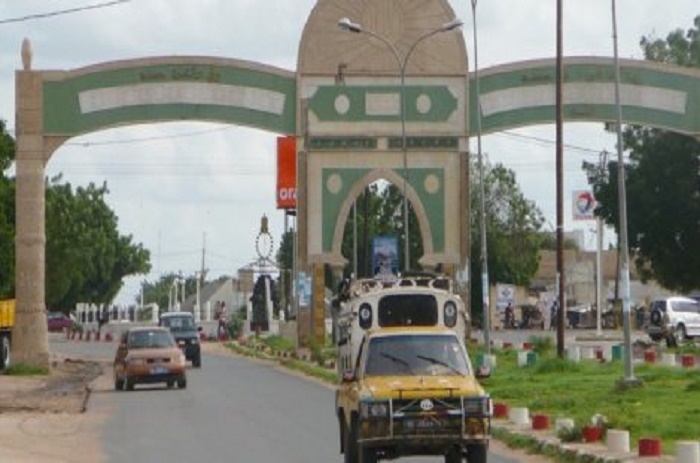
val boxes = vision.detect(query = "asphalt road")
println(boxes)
[50,337,533,463]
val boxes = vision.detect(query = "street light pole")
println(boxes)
[338,17,463,273]
[469,0,491,356]
[611,0,637,384]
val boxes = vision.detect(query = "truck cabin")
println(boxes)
[335,278,468,377]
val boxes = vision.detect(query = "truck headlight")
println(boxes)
[126,357,146,365]
[358,303,373,330]
[444,301,458,327]
[463,396,492,415]
[360,400,390,419]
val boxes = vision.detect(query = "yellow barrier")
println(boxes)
[0,299,15,329]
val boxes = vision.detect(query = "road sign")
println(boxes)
[572,190,596,221]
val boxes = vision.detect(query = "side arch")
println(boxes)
[328,169,434,269]
[473,56,700,137]
[42,56,297,139]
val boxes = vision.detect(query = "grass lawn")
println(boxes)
[477,339,700,454]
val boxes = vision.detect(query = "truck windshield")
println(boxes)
[364,334,470,377]
[161,316,195,331]
[377,294,438,327]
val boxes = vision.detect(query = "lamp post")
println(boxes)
[611,0,637,384]
[338,17,463,272]
[469,0,491,356]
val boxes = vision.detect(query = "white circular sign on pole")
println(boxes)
[572,190,596,221]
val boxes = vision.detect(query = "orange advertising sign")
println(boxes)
[277,136,296,209]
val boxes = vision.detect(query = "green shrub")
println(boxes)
[262,335,295,353]
[529,335,554,356]
[556,424,582,443]
[3,363,48,376]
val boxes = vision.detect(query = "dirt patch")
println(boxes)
[0,357,104,414]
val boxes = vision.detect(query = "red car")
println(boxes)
[46,312,73,332]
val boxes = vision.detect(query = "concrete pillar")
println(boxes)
[13,66,50,369]
[311,262,326,345]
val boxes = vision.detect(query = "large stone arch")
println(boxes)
[294,0,469,342]
[12,0,700,366]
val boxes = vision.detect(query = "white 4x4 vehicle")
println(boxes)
[646,296,700,346]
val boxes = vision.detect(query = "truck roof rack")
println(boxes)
[336,274,453,301]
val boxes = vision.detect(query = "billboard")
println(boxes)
[276,136,296,209]
[572,190,596,221]
[372,235,399,280]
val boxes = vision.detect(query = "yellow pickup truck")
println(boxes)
[335,326,491,463]
[0,299,14,370]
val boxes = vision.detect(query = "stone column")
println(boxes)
[311,262,326,345]
[14,66,49,369]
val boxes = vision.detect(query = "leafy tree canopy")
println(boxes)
[593,16,700,292]
[0,121,16,297]
[45,176,151,310]
[469,161,546,318]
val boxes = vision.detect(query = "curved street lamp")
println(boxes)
[338,17,463,272]
[469,0,492,356]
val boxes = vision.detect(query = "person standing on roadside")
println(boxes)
[549,300,558,331]
[217,301,228,340]
[504,303,515,329]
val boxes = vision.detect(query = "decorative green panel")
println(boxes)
[308,85,458,122]
[469,58,700,137]
[321,168,445,254]
[43,62,296,136]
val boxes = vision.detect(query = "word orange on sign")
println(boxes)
[277,136,296,209]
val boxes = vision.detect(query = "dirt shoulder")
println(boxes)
[0,356,108,463]
[0,356,104,414]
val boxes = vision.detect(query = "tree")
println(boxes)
[0,120,15,298]
[593,16,700,292]
[45,177,151,310]
[470,162,546,323]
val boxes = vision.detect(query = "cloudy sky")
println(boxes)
[0,0,697,305]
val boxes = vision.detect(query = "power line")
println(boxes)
[496,130,604,155]
[0,0,130,25]
[66,126,232,147]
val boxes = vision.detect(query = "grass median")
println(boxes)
[477,337,700,455]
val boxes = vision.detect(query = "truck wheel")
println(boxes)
[0,335,10,370]
[445,447,464,463]
[466,443,487,463]
[193,355,201,368]
[344,417,359,463]
[114,377,124,391]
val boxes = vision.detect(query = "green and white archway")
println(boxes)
[13,0,700,366]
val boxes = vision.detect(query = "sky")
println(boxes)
[0,0,697,305]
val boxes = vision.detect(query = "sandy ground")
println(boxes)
[0,355,110,462]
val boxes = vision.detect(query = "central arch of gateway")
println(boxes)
[13,0,700,366]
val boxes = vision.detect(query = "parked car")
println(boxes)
[46,311,73,332]
[113,327,187,391]
[646,296,700,347]
[158,311,202,368]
